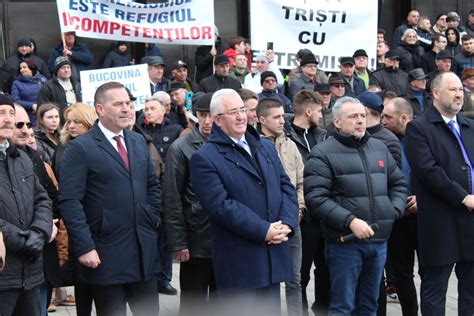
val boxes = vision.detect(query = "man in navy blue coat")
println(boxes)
[59,82,161,316]
[189,89,298,315]
[405,72,474,315]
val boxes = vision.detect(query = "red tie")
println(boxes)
[113,135,130,171]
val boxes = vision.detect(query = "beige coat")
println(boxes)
[270,133,306,210]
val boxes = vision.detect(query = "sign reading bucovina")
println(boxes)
[56,0,215,45]
[250,0,378,72]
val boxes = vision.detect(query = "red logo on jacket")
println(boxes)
[378,160,385,167]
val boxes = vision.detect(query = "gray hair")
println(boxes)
[144,96,163,107]
[152,91,171,103]
[332,96,362,118]
[401,28,417,41]
[210,89,241,117]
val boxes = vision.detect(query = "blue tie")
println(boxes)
[237,139,251,156]
[448,120,473,194]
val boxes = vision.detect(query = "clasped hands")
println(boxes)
[265,221,291,245]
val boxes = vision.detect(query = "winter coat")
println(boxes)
[37,77,82,124]
[304,131,407,243]
[47,42,93,78]
[0,141,52,291]
[11,73,46,125]
[3,53,50,79]
[367,123,402,167]
[103,48,132,68]
[140,115,183,159]
[405,105,474,266]
[58,124,161,285]
[258,90,293,113]
[405,89,432,117]
[369,67,409,97]
[452,50,474,78]
[194,38,227,84]
[163,127,212,258]
[197,74,242,93]
[342,75,367,97]
[34,129,58,165]
[393,43,425,72]
[283,116,327,162]
[190,124,298,290]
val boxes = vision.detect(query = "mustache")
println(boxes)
[0,123,13,129]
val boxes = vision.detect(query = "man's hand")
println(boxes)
[404,195,417,216]
[63,49,72,57]
[210,46,217,57]
[463,195,474,211]
[0,231,5,271]
[173,249,190,262]
[266,221,291,245]
[49,219,59,243]
[349,218,375,239]
[266,50,275,62]
[78,249,101,269]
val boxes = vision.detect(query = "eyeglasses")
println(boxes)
[217,107,247,117]
[15,121,32,129]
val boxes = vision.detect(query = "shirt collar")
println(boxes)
[98,121,124,141]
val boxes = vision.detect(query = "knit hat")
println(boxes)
[0,93,15,110]
[17,37,31,48]
[214,54,230,65]
[461,68,474,81]
[300,53,318,66]
[54,56,72,74]
[260,71,277,85]
[255,53,267,62]
[357,91,383,113]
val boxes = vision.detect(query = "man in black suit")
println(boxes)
[59,82,161,316]
[405,71,474,315]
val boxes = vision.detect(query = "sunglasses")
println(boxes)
[15,121,32,129]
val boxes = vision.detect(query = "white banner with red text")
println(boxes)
[56,0,215,45]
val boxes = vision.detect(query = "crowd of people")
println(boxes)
[0,7,474,316]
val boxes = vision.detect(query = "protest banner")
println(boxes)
[56,0,214,45]
[250,0,378,72]
[80,63,150,111]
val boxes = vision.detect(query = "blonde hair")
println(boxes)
[60,103,98,144]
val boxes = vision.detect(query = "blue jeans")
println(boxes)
[325,241,387,316]
[285,225,302,315]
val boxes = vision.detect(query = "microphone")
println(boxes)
[337,223,379,243]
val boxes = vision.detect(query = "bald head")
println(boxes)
[12,105,32,146]
[381,97,413,136]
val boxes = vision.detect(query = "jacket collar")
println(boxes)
[333,130,370,148]
[425,104,471,128]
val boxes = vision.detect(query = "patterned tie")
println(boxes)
[237,139,251,156]
[447,120,473,194]
[113,135,130,171]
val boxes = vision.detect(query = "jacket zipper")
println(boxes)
[358,147,374,223]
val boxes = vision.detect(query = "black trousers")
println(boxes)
[388,215,418,316]
[300,219,330,314]
[0,285,41,316]
[90,277,159,316]
[420,261,474,316]
[179,258,217,316]
[75,282,94,316]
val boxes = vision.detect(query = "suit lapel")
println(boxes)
[91,125,130,173]
[123,129,139,175]
[221,146,262,180]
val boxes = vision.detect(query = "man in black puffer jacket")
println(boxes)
[0,95,52,316]
[304,96,406,316]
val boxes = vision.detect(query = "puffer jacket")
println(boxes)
[304,131,407,243]
[284,115,327,162]
[11,73,47,125]
[163,126,212,258]
[140,114,183,159]
[0,141,52,290]
[103,48,132,68]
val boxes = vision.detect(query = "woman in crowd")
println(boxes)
[445,26,461,57]
[11,59,46,125]
[34,103,60,164]
[53,102,98,316]
[394,28,425,72]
